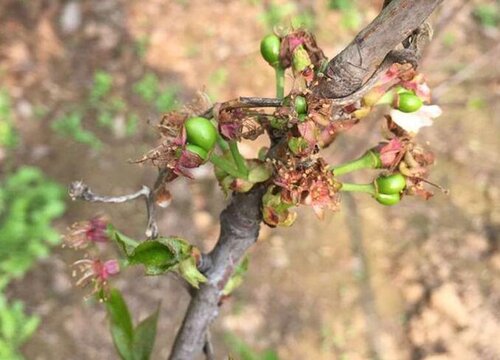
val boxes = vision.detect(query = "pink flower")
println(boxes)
[379,138,404,168]
[73,259,120,295]
[65,216,109,249]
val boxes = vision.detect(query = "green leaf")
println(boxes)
[248,164,271,183]
[225,331,280,360]
[328,0,353,10]
[473,4,499,28]
[109,225,139,256]
[222,257,249,296]
[224,332,259,360]
[155,87,178,113]
[110,97,127,112]
[0,296,39,356]
[128,240,179,275]
[126,114,139,136]
[262,350,280,360]
[51,111,102,150]
[0,89,17,148]
[341,8,362,31]
[155,237,192,258]
[0,166,65,285]
[105,288,134,360]
[133,73,159,103]
[91,70,113,103]
[97,110,113,128]
[178,257,207,288]
[0,304,16,341]
[132,306,160,360]
[18,316,40,344]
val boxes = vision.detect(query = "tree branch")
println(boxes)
[168,186,265,360]
[314,0,442,99]
[167,1,442,358]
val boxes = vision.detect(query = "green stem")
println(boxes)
[274,66,285,99]
[209,153,247,179]
[228,141,248,176]
[216,133,230,151]
[209,119,230,151]
[331,150,381,176]
[340,183,376,195]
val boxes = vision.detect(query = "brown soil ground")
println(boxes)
[1,0,499,359]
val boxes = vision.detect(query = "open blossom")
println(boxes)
[73,258,120,295]
[390,105,442,134]
[65,216,109,249]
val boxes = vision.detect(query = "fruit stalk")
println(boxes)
[331,150,381,176]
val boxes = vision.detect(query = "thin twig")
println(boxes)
[238,96,283,107]
[201,96,284,118]
[69,181,159,239]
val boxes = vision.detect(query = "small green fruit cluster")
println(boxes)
[396,87,423,113]
[260,34,281,68]
[373,172,406,206]
[294,96,307,115]
[184,117,217,160]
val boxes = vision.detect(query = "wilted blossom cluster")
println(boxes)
[65,216,120,297]
[65,28,443,302]
[62,21,445,359]
[135,29,442,228]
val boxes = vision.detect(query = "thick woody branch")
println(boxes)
[315,0,442,99]
[168,186,265,360]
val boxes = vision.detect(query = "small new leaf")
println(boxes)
[132,306,160,360]
[247,164,272,183]
[109,225,139,256]
[128,241,179,275]
[126,237,194,276]
[106,289,134,360]
[178,257,207,289]
[222,257,249,296]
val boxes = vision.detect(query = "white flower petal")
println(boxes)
[420,104,442,119]
[390,108,434,134]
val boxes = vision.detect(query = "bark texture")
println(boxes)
[169,187,265,359]
[314,0,442,99]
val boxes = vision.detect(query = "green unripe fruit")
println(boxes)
[294,96,307,114]
[184,117,217,151]
[260,34,281,68]
[298,114,307,122]
[395,86,413,95]
[375,173,406,195]
[374,193,401,206]
[398,93,423,113]
[185,144,208,160]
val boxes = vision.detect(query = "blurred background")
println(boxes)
[0,0,499,359]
